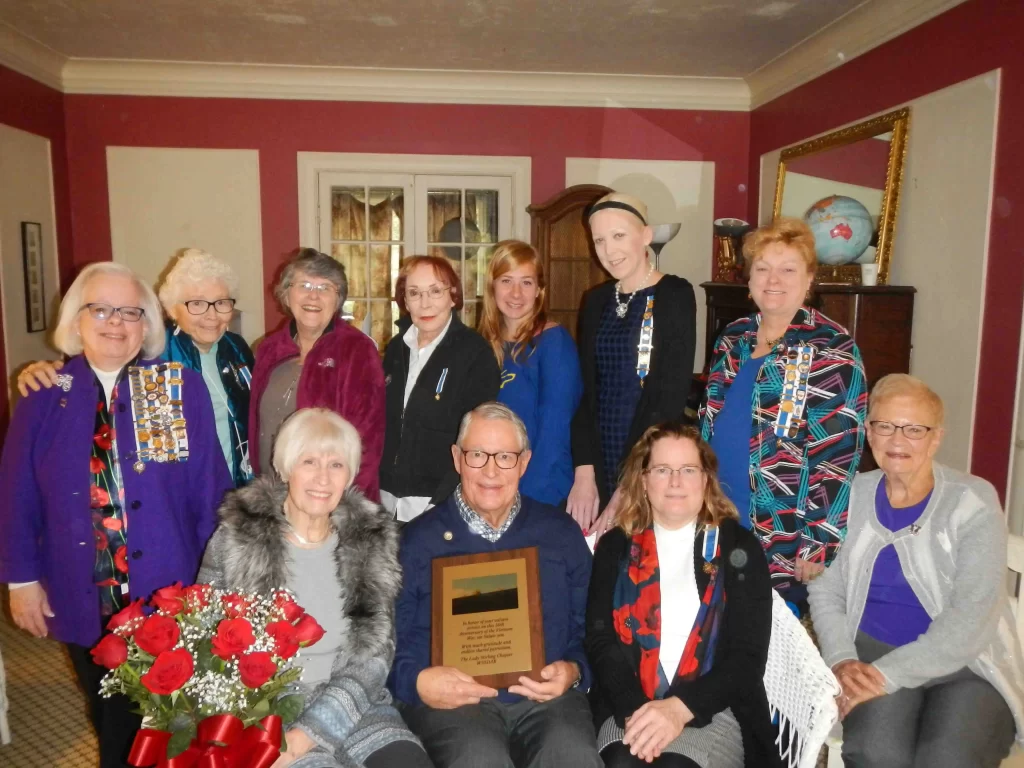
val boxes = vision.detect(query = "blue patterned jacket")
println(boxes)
[699,307,867,591]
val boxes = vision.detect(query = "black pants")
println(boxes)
[600,742,699,768]
[67,643,142,768]
[364,739,435,768]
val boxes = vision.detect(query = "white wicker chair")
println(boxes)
[764,589,841,768]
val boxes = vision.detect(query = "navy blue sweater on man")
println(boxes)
[389,493,593,706]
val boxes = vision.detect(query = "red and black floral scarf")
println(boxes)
[91,377,129,618]
[611,525,727,698]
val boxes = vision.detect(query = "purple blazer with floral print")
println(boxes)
[0,355,233,646]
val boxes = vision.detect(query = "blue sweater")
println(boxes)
[389,494,593,706]
[497,326,582,506]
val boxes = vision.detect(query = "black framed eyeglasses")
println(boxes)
[868,421,934,440]
[460,448,523,470]
[81,303,145,323]
[183,298,236,315]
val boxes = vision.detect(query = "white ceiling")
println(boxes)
[0,0,868,77]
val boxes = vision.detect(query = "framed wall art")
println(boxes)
[21,221,45,333]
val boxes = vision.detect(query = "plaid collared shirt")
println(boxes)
[454,484,521,543]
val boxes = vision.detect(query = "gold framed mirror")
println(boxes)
[772,107,910,284]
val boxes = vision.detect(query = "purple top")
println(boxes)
[858,481,933,646]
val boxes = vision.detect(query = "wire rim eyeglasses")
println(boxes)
[80,303,145,323]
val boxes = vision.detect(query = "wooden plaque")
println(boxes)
[431,547,546,689]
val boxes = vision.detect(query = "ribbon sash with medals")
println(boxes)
[774,343,814,440]
[128,362,190,473]
[636,295,655,387]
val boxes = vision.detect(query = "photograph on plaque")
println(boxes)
[431,547,545,689]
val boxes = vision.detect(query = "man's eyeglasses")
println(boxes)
[184,298,236,315]
[290,281,339,295]
[645,465,704,480]
[868,421,934,440]
[81,303,145,323]
[405,285,448,303]
[460,449,523,470]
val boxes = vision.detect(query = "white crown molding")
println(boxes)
[0,22,66,91]
[747,0,969,109]
[60,58,750,111]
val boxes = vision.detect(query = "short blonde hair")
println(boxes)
[742,217,818,278]
[869,374,945,427]
[53,262,166,359]
[272,408,362,483]
[588,192,649,226]
[157,248,240,314]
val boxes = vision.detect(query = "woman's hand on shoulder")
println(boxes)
[589,487,623,541]
[622,696,694,762]
[567,465,600,533]
[794,556,825,583]
[16,359,64,396]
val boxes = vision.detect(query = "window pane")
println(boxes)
[332,243,367,298]
[370,244,402,299]
[466,246,494,297]
[428,190,462,242]
[467,190,498,244]
[368,188,404,241]
[332,188,366,241]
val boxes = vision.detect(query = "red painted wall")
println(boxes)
[0,65,71,434]
[749,0,1024,498]
[62,96,750,330]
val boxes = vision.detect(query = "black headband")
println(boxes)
[586,200,647,225]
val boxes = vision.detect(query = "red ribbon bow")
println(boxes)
[128,714,283,768]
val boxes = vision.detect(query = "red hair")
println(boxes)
[394,255,464,314]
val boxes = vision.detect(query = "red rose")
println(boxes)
[90,456,105,474]
[114,546,129,574]
[221,594,253,619]
[265,621,300,659]
[91,633,128,669]
[293,615,325,648]
[182,584,211,609]
[151,582,186,615]
[107,598,146,634]
[90,484,111,508]
[238,651,277,689]
[141,648,194,695]
[134,615,180,656]
[211,618,255,660]
[274,593,305,623]
[94,424,114,451]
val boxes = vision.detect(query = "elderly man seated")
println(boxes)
[389,402,602,768]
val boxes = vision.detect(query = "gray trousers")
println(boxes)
[842,632,1016,768]
[401,690,603,768]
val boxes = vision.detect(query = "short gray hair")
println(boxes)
[869,374,945,427]
[52,262,166,359]
[273,248,348,315]
[157,248,240,314]
[456,402,530,453]
[272,407,362,483]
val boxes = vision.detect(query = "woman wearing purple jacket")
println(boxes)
[0,262,233,768]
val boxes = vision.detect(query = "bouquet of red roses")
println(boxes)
[91,582,324,767]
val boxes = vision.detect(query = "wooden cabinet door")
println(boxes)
[528,184,611,338]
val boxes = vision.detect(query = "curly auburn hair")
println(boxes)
[616,422,738,536]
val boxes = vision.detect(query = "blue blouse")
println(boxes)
[498,325,583,506]
[709,355,764,528]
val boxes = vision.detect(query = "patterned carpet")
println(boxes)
[0,600,98,767]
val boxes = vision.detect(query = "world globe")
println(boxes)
[804,195,874,266]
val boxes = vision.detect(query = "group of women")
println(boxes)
[0,189,1020,768]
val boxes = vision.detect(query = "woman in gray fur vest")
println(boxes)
[198,407,432,768]
[810,374,1023,768]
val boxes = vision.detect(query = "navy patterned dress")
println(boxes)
[595,285,656,499]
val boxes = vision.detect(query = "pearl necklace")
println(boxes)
[614,262,655,319]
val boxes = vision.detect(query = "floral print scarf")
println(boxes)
[91,378,129,617]
[612,526,727,699]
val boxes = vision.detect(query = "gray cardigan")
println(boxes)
[809,464,1024,742]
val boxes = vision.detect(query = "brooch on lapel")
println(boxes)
[128,362,190,466]
[318,358,336,368]
[56,373,73,392]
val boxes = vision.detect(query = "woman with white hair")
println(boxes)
[18,248,256,487]
[0,262,233,768]
[199,408,431,768]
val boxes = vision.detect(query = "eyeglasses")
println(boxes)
[645,465,704,480]
[81,303,145,323]
[183,298,236,315]
[868,421,934,440]
[405,285,448,303]
[290,281,339,295]
[460,449,523,470]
